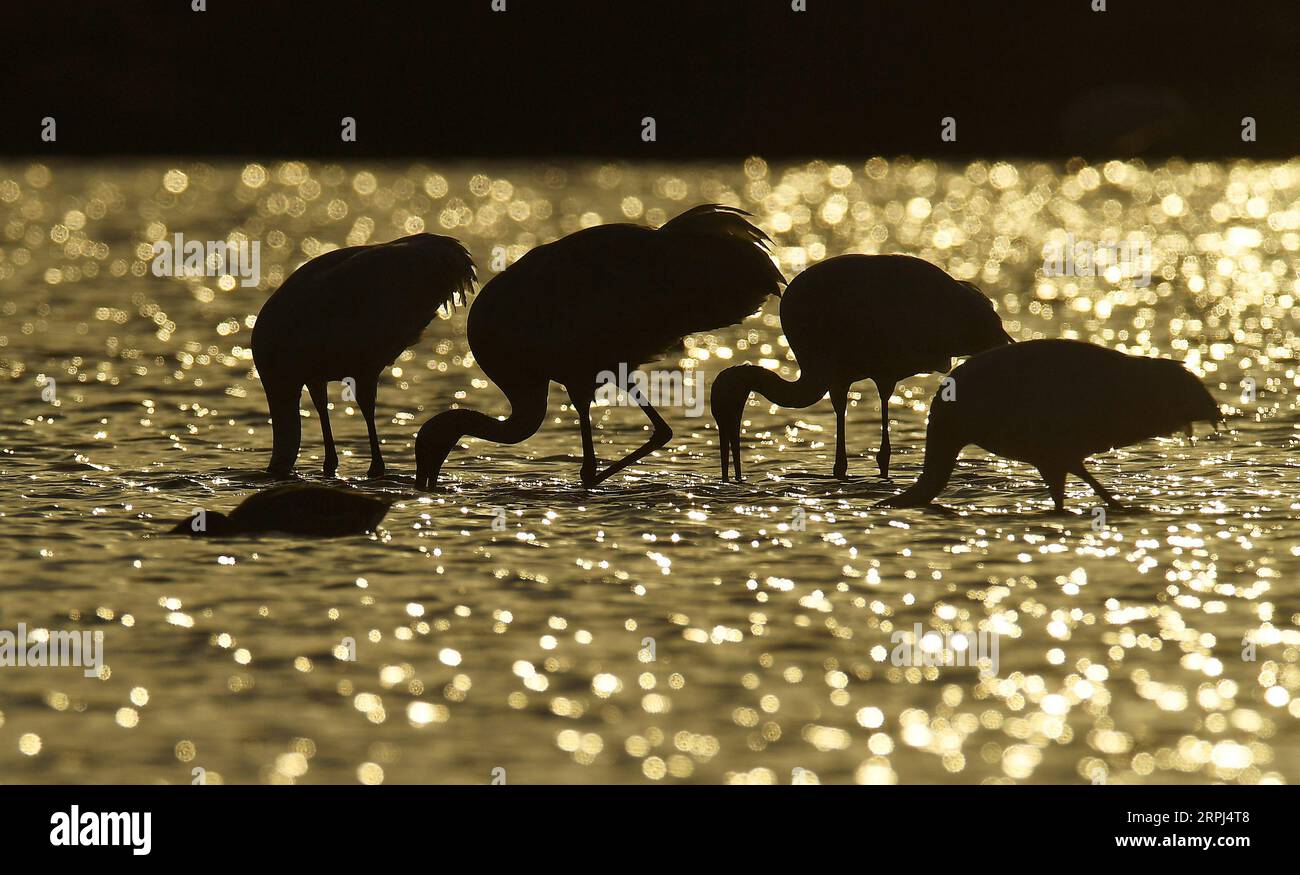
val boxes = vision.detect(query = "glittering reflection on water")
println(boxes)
[0,158,1297,784]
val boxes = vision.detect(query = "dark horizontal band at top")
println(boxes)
[4,0,1298,158]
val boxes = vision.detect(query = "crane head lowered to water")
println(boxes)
[414,204,786,490]
[878,338,1223,512]
[710,254,1013,482]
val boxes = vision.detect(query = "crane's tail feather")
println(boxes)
[404,234,478,312]
[658,204,769,245]
[656,205,787,324]
[658,204,782,282]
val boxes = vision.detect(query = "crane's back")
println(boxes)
[468,214,782,386]
[252,234,473,381]
[780,254,996,379]
[936,339,1214,464]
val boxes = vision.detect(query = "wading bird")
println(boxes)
[878,339,1221,511]
[251,234,475,478]
[415,205,785,489]
[169,483,392,536]
[710,255,1013,481]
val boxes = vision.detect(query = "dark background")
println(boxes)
[6,784,1281,860]
[6,0,1297,158]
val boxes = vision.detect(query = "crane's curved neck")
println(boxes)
[418,379,550,487]
[457,380,548,445]
[749,364,829,410]
[898,454,957,505]
[886,425,964,506]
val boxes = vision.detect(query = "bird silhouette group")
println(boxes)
[175,203,1223,536]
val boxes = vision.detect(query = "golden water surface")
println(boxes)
[0,157,1296,784]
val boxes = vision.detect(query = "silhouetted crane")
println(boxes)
[251,234,475,478]
[879,339,1221,511]
[415,205,785,489]
[169,483,392,536]
[710,255,1013,481]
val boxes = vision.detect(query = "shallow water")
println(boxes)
[0,157,1297,785]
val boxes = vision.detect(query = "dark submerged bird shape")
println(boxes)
[710,254,1013,482]
[251,234,476,478]
[415,205,786,489]
[169,483,392,536]
[878,339,1221,511]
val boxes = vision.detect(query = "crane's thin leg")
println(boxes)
[356,374,384,478]
[266,382,302,476]
[830,380,851,480]
[1036,465,1067,512]
[720,422,743,481]
[566,384,599,488]
[590,379,673,486]
[1074,461,1126,510]
[874,378,896,478]
[307,381,337,477]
